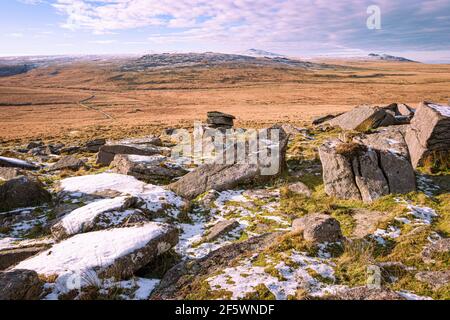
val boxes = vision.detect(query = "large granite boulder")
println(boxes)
[111,154,187,183]
[319,129,416,202]
[14,223,179,290]
[169,126,288,199]
[0,270,44,300]
[0,176,52,212]
[405,101,450,168]
[328,105,393,132]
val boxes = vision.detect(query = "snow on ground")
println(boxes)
[59,173,185,214]
[0,237,54,250]
[207,250,336,300]
[13,223,171,291]
[57,196,135,236]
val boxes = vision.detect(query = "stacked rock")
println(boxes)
[206,111,235,129]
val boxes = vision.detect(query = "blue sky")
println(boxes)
[1,0,449,62]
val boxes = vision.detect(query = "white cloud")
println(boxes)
[6,32,25,38]
[17,0,44,4]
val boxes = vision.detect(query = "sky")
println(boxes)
[0,0,449,62]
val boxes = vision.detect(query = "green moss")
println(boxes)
[242,284,276,300]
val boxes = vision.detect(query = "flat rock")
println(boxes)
[0,176,52,212]
[84,138,106,152]
[405,101,450,168]
[14,223,178,290]
[0,156,37,170]
[96,143,169,166]
[292,213,343,243]
[328,105,391,132]
[0,244,51,271]
[0,270,44,300]
[49,155,87,171]
[351,209,387,238]
[111,154,187,183]
[51,196,141,240]
[312,113,342,125]
[202,219,240,243]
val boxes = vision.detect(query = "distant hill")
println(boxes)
[368,53,417,62]
[239,49,285,58]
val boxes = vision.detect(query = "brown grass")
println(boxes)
[1,60,449,145]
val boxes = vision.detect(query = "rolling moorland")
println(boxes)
[0,52,449,300]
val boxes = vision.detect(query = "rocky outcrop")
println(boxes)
[405,101,450,168]
[0,176,52,212]
[14,223,179,285]
[292,213,343,243]
[319,129,416,202]
[49,156,87,171]
[0,270,44,300]
[169,126,288,199]
[111,154,187,183]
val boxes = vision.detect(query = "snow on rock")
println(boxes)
[59,173,185,214]
[207,251,335,300]
[51,196,138,239]
[14,222,178,292]
[429,103,450,117]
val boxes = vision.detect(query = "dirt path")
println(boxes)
[78,95,115,120]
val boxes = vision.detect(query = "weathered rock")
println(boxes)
[202,219,240,243]
[96,143,169,166]
[0,176,52,212]
[328,105,391,132]
[421,238,450,264]
[405,101,450,168]
[0,156,37,170]
[355,127,416,194]
[51,196,140,240]
[328,286,405,300]
[287,182,312,197]
[206,111,235,129]
[351,148,389,202]
[0,270,44,300]
[111,154,187,182]
[292,213,343,243]
[60,146,81,155]
[0,167,27,180]
[415,270,450,290]
[118,136,163,147]
[318,140,362,200]
[0,240,51,270]
[26,141,44,150]
[14,223,179,285]
[49,155,87,172]
[319,133,415,202]
[169,126,288,199]
[152,232,281,299]
[196,189,219,208]
[383,102,415,118]
[84,138,106,152]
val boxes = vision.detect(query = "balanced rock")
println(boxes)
[292,213,343,243]
[207,111,235,129]
[405,101,450,168]
[0,270,43,300]
[111,154,187,183]
[0,176,52,212]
